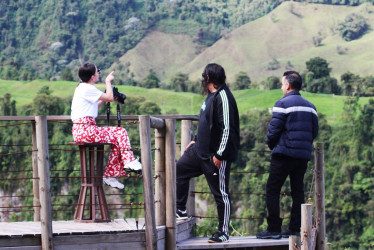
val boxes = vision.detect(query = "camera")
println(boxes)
[113,87,126,104]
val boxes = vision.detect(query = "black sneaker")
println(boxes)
[176,209,188,221]
[256,230,281,239]
[208,231,229,243]
[281,229,300,238]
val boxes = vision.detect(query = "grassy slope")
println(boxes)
[113,2,374,83]
[1,79,370,126]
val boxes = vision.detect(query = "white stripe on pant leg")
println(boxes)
[219,160,230,235]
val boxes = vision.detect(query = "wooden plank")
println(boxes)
[53,232,145,245]
[155,127,166,227]
[301,204,313,250]
[0,219,146,236]
[150,116,164,129]
[289,235,301,250]
[35,116,53,250]
[165,119,177,250]
[31,122,40,222]
[180,120,195,218]
[0,246,41,250]
[0,116,35,121]
[0,115,199,122]
[54,242,145,250]
[139,116,157,250]
[0,236,40,247]
[314,142,326,250]
[177,236,289,249]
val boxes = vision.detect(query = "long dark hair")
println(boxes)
[201,63,226,95]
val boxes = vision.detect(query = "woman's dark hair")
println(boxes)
[201,63,226,95]
[78,62,96,82]
[283,71,302,90]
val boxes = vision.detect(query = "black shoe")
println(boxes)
[176,209,188,221]
[281,229,300,238]
[208,231,229,243]
[256,230,281,239]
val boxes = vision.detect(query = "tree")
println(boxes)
[232,72,251,90]
[341,72,359,96]
[139,101,161,115]
[140,73,160,88]
[169,73,190,92]
[306,57,331,79]
[37,86,53,95]
[304,76,341,95]
[0,93,17,116]
[338,13,369,41]
[262,76,281,90]
[61,67,74,81]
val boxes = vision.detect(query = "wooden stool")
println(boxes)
[69,142,112,222]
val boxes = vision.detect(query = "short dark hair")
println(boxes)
[78,62,96,82]
[283,71,302,90]
[201,63,226,95]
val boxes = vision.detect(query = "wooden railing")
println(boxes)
[0,115,325,250]
[0,115,198,250]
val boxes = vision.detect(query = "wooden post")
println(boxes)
[314,142,326,250]
[301,204,313,250]
[181,120,195,217]
[165,119,176,250]
[35,116,53,250]
[31,121,40,222]
[155,126,166,226]
[139,116,157,250]
[289,236,301,250]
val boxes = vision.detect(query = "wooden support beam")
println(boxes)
[289,235,301,250]
[165,119,177,250]
[155,126,166,227]
[35,116,53,250]
[314,142,326,250]
[150,116,165,129]
[181,120,195,217]
[139,116,157,250]
[31,121,40,222]
[301,204,313,250]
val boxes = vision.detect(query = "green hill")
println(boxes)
[114,2,374,83]
[1,79,371,126]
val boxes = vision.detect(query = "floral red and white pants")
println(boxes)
[72,116,135,177]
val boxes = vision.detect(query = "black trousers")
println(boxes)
[176,144,231,235]
[266,154,308,232]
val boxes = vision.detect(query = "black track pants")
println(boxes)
[176,144,231,235]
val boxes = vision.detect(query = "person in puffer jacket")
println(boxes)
[256,71,319,240]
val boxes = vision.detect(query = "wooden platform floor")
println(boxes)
[177,236,289,249]
[0,218,145,236]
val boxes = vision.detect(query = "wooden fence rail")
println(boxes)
[0,115,325,250]
[0,115,198,250]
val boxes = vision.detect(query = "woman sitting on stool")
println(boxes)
[71,62,141,189]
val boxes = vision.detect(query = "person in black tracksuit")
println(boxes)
[176,63,240,243]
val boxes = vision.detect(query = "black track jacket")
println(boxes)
[195,85,240,162]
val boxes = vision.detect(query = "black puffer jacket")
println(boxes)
[267,91,319,160]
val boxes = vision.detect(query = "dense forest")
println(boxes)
[1,0,374,81]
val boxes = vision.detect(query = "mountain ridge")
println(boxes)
[113,2,374,83]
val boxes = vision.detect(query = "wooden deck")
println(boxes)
[0,218,195,250]
[0,217,291,249]
[177,236,289,249]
